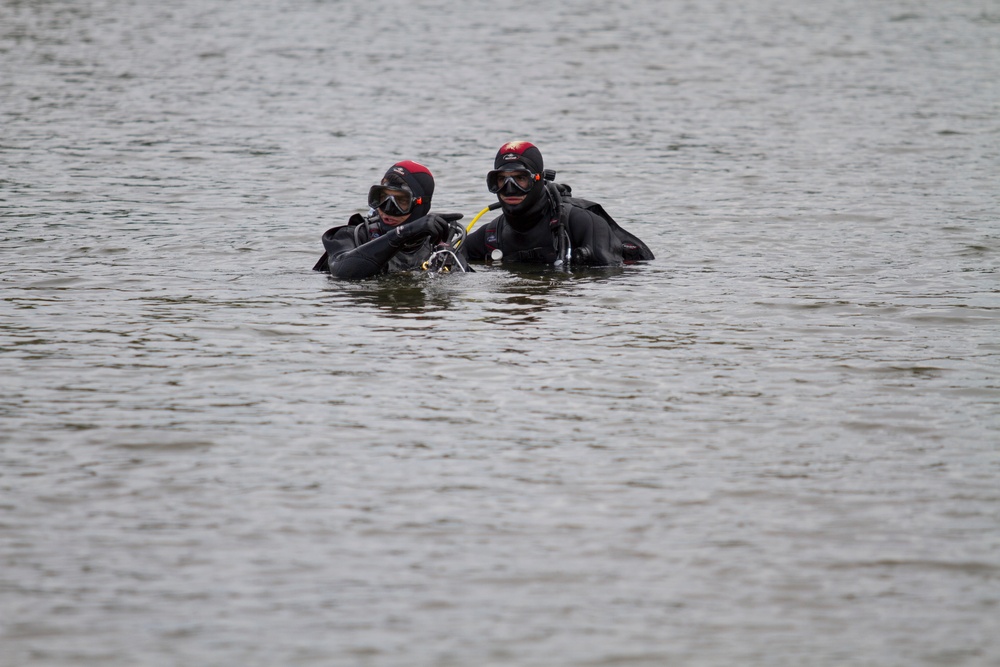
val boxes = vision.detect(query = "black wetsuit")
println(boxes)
[464,187,652,266]
[313,213,441,279]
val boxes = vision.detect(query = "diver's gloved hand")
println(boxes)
[393,213,464,245]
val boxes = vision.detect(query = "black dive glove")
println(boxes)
[392,213,464,245]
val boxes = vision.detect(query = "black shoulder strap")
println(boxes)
[545,183,572,265]
[350,212,374,246]
[482,217,502,253]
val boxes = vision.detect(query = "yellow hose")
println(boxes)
[466,204,497,233]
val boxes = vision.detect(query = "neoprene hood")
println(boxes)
[493,141,547,225]
[382,160,433,221]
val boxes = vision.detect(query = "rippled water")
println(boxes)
[2,1,999,665]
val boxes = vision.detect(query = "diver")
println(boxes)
[312,160,468,279]
[464,141,654,266]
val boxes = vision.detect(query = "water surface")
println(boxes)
[1,1,998,665]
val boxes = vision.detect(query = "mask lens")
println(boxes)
[487,169,536,194]
[368,185,414,213]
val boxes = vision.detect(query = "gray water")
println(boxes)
[2,1,999,665]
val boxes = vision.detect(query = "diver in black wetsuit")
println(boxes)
[464,141,654,266]
[312,160,467,279]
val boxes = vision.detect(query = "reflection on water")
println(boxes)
[321,273,462,315]
[318,265,629,322]
[480,265,628,325]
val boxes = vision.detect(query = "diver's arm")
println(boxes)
[327,230,405,280]
[464,227,487,261]
[327,215,454,279]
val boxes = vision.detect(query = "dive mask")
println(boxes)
[368,184,421,215]
[486,169,540,194]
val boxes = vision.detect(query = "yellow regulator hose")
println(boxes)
[466,203,501,233]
